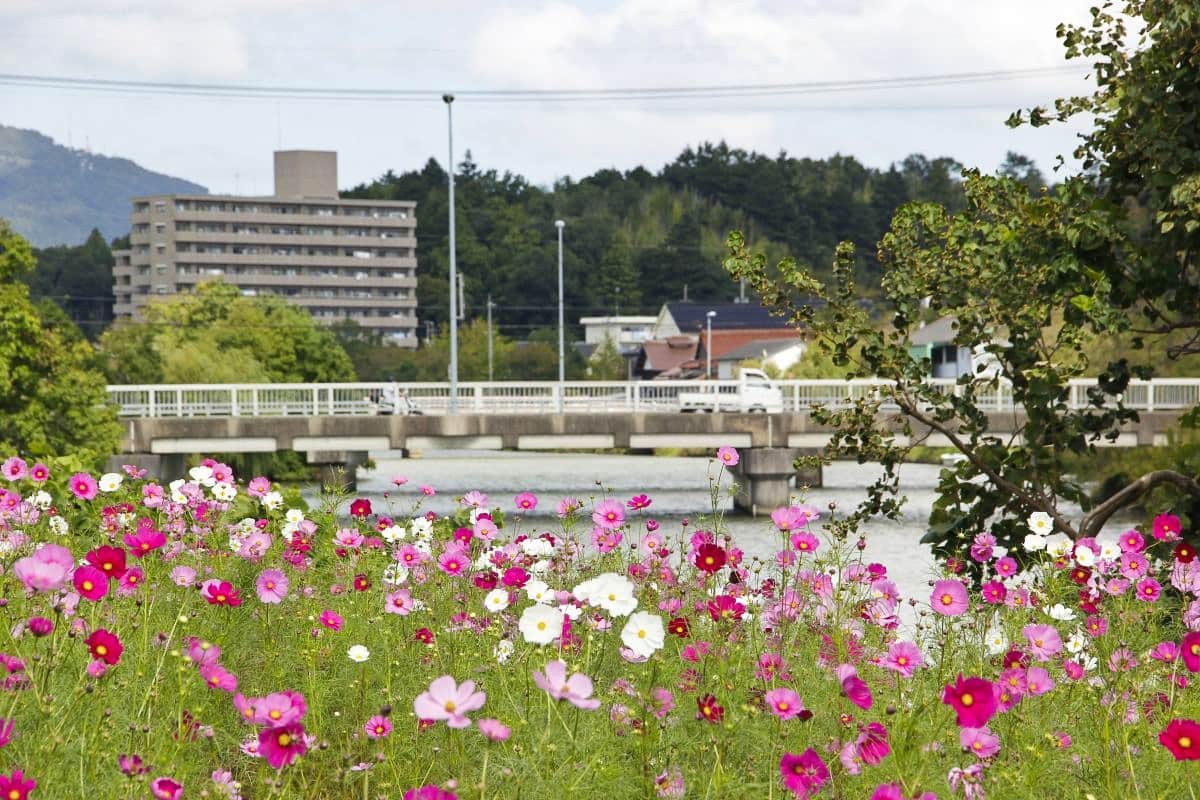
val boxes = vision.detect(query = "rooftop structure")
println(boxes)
[112,150,419,345]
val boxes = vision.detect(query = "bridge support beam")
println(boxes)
[307,451,368,492]
[730,447,822,516]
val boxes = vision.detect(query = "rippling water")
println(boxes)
[341,452,947,605]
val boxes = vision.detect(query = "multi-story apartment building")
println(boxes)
[112,150,418,345]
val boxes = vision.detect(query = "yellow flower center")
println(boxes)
[961,693,973,706]
[638,629,646,638]
[96,645,108,656]
[82,580,94,591]
[941,594,953,605]
[269,710,281,720]
[444,701,457,712]
[778,702,789,711]
[537,621,546,631]
[216,594,226,603]
[277,733,291,747]
[1181,736,1193,748]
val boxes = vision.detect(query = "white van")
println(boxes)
[678,368,784,413]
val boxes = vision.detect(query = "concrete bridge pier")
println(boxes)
[731,447,823,516]
[309,451,368,492]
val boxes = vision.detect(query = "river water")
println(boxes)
[347,452,945,605]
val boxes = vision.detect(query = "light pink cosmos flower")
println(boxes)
[437,548,468,577]
[13,543,75,592]
[171,566,197,587]
[1023,624,1063,661]
[514,492,538,511]
[478,718,511,741]
[246,476,271,498]
[592,499,626,530]
[413,675,486,728]
[199,662,238,692]
[385,588,415,615]
[960,726,1000,759]
[556,497,582,518]
[247,691,307,727]
[461,490,489,508]
[420,485,436,497]
[1024,667,1055,696]
[2,457,27,481]
[364,715,392,739]
[764,687,806,721]
[715,446,740,466]
[532,659,601,710]
[883,641,924,678]
[256,569,289,604]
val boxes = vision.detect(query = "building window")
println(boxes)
[154,202,166,213]
[154,223,165,233]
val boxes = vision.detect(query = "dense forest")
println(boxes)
[23,142,1048,344]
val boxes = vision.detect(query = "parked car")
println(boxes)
[678,368,784,413]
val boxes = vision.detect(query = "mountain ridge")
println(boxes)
[0,123,207,246]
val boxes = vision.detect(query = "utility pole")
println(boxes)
[457,272,465,320]
[486,295,495,382]
[555,219,565,414]
[443,93,458,413]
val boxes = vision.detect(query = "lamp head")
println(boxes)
[554,220,565,229]
[442,93,455,104]
[706,310,717,319]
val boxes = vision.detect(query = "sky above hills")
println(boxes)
[0,0,1097,194]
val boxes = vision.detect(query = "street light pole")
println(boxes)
[443,93,458,414]
[706,310,717,379]
[486,294,495,382]
[555,219,565,413]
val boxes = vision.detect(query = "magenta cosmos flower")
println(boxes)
[403,787,457,800]
[592,499,626,530]
[258,723,308,769]
[942,675,998,728]
[150,777,183,800]
[364,715,392,739]
[931,580,969,616]
[716,446,740,467]
[1182,631,1200,672]
[256,570,289,604]
[413,675,486,728]
[13,543,75,592]
[69,471,99,500]
[532,660,601,710]
[72,565,109,602]
[514,491,538,511]
[779,749,829,797]
[835,663,873,710]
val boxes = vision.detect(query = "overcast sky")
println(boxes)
[0,0,1100,194]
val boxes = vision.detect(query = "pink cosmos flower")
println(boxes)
[835,663,873,710]
[790,531,819,554]
[13,543,75,592]
[319,610,344,632]
[385,588,415,615]
[514,491,538,511]
[124,528,166,557]
[403,787,457,800]
[994,556,1018,577]
[1152,641,1180,663]
[716,446,740,466]
[592,499,626,530]
[461,490,489,508]
[960,726,1000,758]
[437,548,468,577]
[627,494,652,510]
[1153,513,1182,541]
[258,723,308,769]
[420,485,436,496]
[883,641,924,678]
[150,776,184,800]
[69,471,98,500]
[1023,624,1063,661]
[2,457,27,481]
[478,718,511,741]
[334,528,364,548]
[556,496,582,518]
[1182,631,1200,672]
[171,566,197,587]
[764,687,805,721]
[532,659,601,710]
[413,675,486,728]
[779,749,829,798]
[1120,529,1146,552]
[980,581,1007,604]
[1024,667,1054,696]
[199,663,238,692]
[186,637,221,667]
[473,517,498,540]
[256,569,289,604]
[871,784,937,800]
[364,715,392,739]
[1136,577,1162,602]
[247,476,271,498]
[29,463,49,482]
[931,579,969,616]
[942,675,998,728]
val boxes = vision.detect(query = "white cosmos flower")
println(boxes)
[1073,545,1096,567]
[412,539,432,556]
[281,522,299,542]
[1028,511,1054,535]
[1045,604,1076,621]
[212,483,237,502]
[169,479,187,504]
[484,588,510,613]
[494,639,514,664]
[285,509,306,524]
[48,516,68,535]
[98,473,123,492]
[28,490,52,511]
[261,491,283,510]
[559,602,582,620]
[1065,633,1087,654]
[575,573,638,617]
[530,559,551,575]
[521,538,554,557]
[984,627,1009,656]
[620,612,665,659]
[1045,533,1073,560]
[518,604,564,645]
[410,517,433,540]
[524,580,553,604]
[382,564,409,586]
[189,465,215,486]
[381,525,407,544]
[347,645,370,662]
[1023,533,1047,553]
[1097,535,1121,561]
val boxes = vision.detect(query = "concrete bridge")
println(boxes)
[106,379,1198,514]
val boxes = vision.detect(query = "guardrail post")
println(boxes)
[312,387,319,416]
[1147,381,1155,412]
[252,387,260,416]
[231,387,239,417]
[149,390,157,419]
[328,388,335,416]
[474,385,483,413]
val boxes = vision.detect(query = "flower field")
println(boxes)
[0,450,1198,799]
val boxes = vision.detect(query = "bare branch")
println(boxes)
[1079,470,1200,538]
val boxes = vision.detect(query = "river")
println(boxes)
[344,452,945,605]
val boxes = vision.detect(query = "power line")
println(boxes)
[0,65,1082,104]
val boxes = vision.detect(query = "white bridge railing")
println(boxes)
[105,378,1200,419]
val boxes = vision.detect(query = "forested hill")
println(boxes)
[343,143,1045,336]
[0,123,207,246]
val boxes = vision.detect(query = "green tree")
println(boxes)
[0,220,120,467]
[24,228,116,339]
[726,2,1200,564]
[587,334,627,380]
